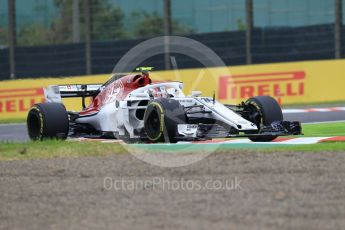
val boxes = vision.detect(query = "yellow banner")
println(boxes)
[153,59,345,105]
[0,59,345,121]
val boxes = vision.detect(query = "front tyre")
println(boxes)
[27,103,69,141]
[245,96,283,142]
[143,98,186,143]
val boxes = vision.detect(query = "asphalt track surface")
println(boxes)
[0,109,344,142]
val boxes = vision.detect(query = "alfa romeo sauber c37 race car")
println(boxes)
[27,68,302,143]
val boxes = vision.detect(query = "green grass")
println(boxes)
[302,122,345,137]
[265,142,345,152]
[131,141,345,154]
[0,140,127,161]
[0,122,345,161]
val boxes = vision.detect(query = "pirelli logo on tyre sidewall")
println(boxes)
[0,88,45,118]
[218,71,306,104]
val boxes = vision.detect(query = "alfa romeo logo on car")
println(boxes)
[105,81,124,104]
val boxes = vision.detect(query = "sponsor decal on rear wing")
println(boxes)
[44,84,103,103]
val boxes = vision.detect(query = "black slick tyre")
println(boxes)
[143,98,186,143]
[27,103,69,141]
[245,96,283,142]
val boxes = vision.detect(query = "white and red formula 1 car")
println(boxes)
[27,67,302,143]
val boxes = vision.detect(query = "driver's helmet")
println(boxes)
[150,87,168,98]
[132,74,152,88]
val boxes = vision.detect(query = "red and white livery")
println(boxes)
[27,68,302,143]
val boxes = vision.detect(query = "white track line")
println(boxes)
[223,139,252,144]
[283,107,345,114]
[274,137,330,145]
[218,137,330,145]
[283,109,306,114]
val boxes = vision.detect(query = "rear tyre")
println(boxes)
[27,103,69,141]
[143,98,186,143]
[245,96,283,142]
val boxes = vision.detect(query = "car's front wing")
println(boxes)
[177,121,302,141]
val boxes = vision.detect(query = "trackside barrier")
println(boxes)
[0,59,344,121]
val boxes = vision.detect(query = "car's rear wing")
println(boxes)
[56,84,102,98]
[44,84,103,108]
